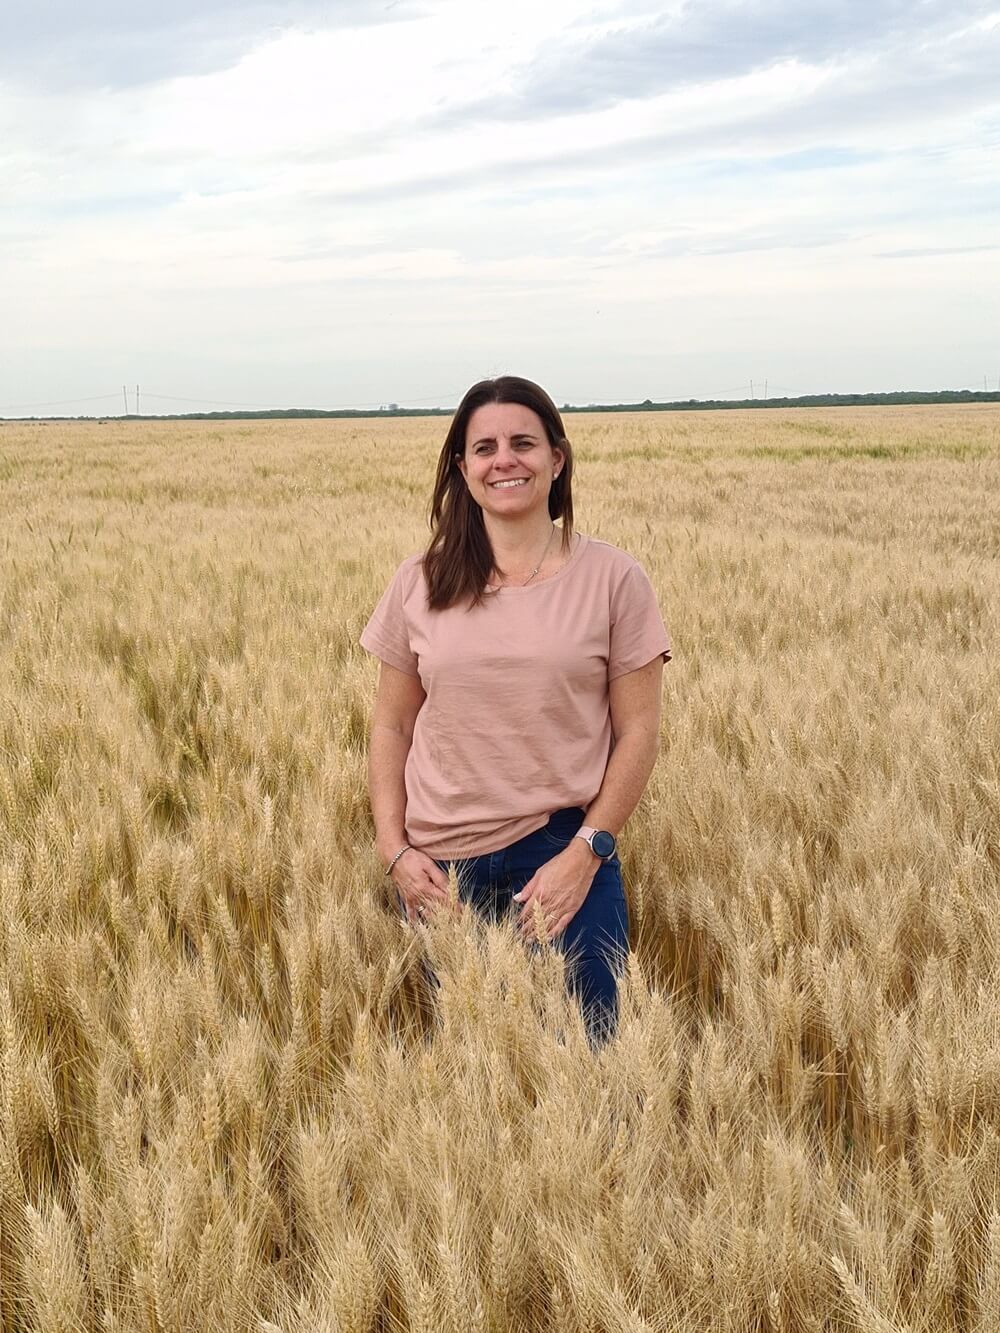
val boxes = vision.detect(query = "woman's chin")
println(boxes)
[483,493,548,519]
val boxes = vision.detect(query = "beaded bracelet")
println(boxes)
[385,844,412,876]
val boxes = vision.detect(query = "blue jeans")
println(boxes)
[412,808,629,1046]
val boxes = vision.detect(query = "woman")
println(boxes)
[360,376,671,1044]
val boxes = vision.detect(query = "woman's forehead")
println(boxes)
[465,401,546,441]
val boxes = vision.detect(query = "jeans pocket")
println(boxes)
[539,807,585,849]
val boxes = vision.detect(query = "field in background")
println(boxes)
[1,406,998,1332]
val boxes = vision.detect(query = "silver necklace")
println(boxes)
[488,523,556,592]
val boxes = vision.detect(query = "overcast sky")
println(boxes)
[3,0,998,414]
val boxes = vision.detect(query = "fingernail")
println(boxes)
[512,892,523,902]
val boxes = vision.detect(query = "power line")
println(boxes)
[0,393,122,410]
[142,391,324,408]
[8,380,994,419]
[139,389,465,410]
[1,387,466,414]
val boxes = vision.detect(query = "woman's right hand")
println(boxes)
[390,848,454,924]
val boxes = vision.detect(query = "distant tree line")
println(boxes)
[587,390,1000,412]
[8,388,1000,423]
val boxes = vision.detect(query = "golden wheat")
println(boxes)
[0,405,997,1331]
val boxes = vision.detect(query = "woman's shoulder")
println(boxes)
[399,551,439,600]
[372,552,427,603]
[385,551,426,582]
[578,534,647,575]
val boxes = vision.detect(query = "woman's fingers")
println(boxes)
[511,875,537,906]
[550,913,571,941]
[408,849,449,893]
[393,851,445,897]
[397,856,460,925]
[421,867,451,899]
[514,896,546,943]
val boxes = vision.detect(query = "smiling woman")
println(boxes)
[423,386,575,609]
[360,375,672,1046]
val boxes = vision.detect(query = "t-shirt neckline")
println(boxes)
[485,531,589,595]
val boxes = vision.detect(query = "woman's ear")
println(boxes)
[455,452,467,481]
[552,445,564,479]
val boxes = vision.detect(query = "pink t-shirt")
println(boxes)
[360,534,671,859]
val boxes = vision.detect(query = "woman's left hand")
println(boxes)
[512,841,600,943]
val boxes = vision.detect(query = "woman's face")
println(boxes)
[457,401,563,520]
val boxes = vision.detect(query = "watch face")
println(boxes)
[591,830,616,859]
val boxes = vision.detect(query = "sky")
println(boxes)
[2,0,999,414]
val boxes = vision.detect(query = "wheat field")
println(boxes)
[0,405,998,1332]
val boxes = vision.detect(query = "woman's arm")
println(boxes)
[368,663,451,919]
[578,654,665,840]
[368,662,425,865]
[513,654,665,940]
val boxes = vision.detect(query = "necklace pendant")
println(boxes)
[489,522,556,591]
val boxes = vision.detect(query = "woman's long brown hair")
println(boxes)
[423,377,575,610]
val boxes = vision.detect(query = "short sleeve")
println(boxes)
[360,561,420,676]
[608,560,672,680]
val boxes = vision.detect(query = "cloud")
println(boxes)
[433,0,996,123]
[2,0,998,408]
[0,0,422,89]
[294,36,998,214]
[876,243,1000,257]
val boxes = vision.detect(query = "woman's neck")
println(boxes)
[484,512,556,572]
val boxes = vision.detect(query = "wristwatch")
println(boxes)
[574,826,617,861]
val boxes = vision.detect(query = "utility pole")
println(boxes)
[750,380,754,400]
[136,384,140,416]
[764,379,768,401]
[122,385,128,415]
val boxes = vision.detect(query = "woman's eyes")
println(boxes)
[475,441,534,455]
